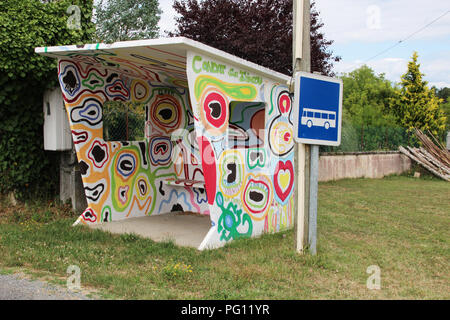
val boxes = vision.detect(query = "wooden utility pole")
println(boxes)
[293,0,311,253]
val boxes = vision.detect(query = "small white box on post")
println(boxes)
[43,87,72,151]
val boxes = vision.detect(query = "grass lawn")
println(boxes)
[0,176,448,299]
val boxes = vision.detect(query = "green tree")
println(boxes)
[338,65,404,151]
[94,0,161,43]
[0,0,94,198]
[432,86,450,130]
[171,0,341,75]
[103,101,146,141]
[440,100,450,130]
[434,87,450,101]
[390,52,447,139]
[342,65,397,128]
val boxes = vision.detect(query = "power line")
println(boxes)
[343,9,450,73]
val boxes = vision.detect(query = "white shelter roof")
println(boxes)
[35,37,290,85]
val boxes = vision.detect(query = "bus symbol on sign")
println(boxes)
[301,108,336,130]
[293,72,343,146]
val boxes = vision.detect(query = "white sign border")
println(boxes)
[292,71,343,146]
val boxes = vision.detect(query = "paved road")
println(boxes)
[0,273,91,300]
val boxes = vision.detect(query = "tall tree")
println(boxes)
[171,0,340,75]
[95,0,161,43]
[434,87,450,130]
[342,65,397,128]
[434,87,450,102]
[390,52,447,139]
[338,65,405,151]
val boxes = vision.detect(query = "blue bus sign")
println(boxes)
[293,72,343,146]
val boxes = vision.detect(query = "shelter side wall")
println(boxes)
[186,51,295,249]
[57,59,208,225]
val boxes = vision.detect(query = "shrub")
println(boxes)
[0,0,94,199]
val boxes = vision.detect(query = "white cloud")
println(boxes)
[94,0,450,89]
[158,0,178,36]
[335,54,450,89]
[421,54,450,88]
[335,57,407,81]
[429,81,450,88]
[313,0,450,88]
[366,58,408,82]
[314,0,450,44]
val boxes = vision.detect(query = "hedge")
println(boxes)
[0,0,94,199]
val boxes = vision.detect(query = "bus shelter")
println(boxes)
[35,37,295,249]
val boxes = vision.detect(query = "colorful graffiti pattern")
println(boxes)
[53,47,209,226]
[187,51,295,248]
[44,43,294,249]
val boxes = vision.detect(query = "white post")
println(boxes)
[293,0,311,253]
[293,0,304,63]
[296,143,307,252]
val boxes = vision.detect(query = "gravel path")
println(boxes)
[0,273,92,300]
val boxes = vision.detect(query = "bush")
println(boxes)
[320,123,416,153]
[0,0,94,199]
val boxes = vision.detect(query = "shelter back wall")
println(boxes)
[58,57,209,225]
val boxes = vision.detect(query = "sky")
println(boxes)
[157,0,450,88]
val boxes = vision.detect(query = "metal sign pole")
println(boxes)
[308,145,319,255]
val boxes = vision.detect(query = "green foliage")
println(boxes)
[322,65,413,152]
[341,65,397,128]
[433,86,450,129]
[441,101,450,129]
[103,101,146,141]
[390,52,447,140]
[94,0,161,43]
[321,122,413,153]
[162,261,193,281]
[434,86,450,101]
[0,0,94,199]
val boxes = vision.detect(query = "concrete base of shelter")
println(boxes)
[87,212,212,249]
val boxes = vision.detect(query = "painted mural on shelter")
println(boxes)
[44,41,294,249]
[55,46,210,227]
[186,52,295,248]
